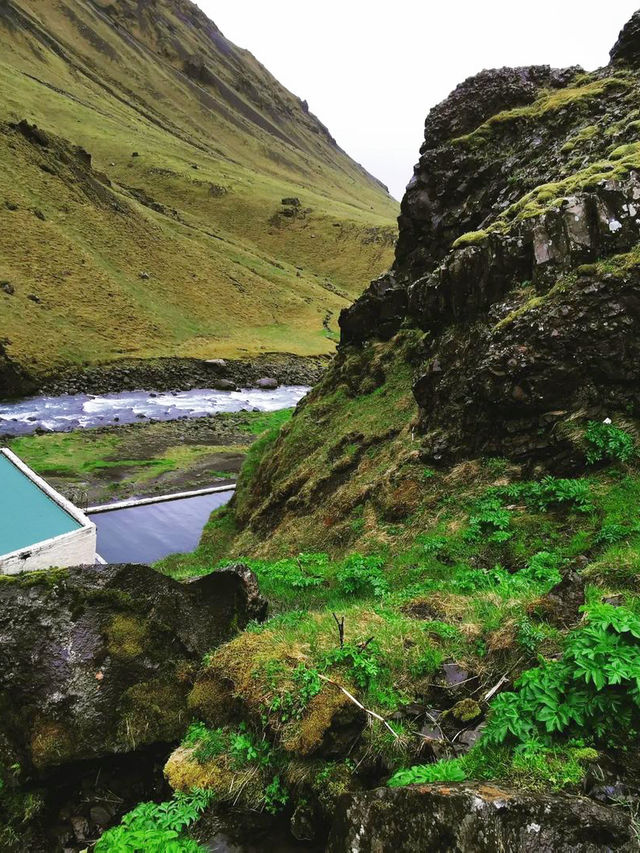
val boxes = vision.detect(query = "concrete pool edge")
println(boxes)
[87,483,236,514]
[0,448,97,573]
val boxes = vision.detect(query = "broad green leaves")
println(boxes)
[485,604,640,747]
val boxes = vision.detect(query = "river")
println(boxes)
[0,385,309,437]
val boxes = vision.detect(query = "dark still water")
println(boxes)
[90,490,233,563]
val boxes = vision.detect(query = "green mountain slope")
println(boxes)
[0,0,397,392]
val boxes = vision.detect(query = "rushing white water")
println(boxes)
[0,385,309,437]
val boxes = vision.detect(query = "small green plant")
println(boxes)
[485,604,640,746]
[409,645,444,677]
[229,724,272,768]
[422,620,460,640]
[388,757,466,786]
[516,550,563,587]
[517,617,547,654]
[483,457,509,476]
[388,741,598,792]
[595,522,635,546]
[336,555,389,597]
[182,723,227,764]
[418,535,448,555]
[585,421,635,464]
[498,477,594,513]
[269,664,323,722]
[95,789,214,852]
[263,775,289,814]
[464,497,512,543]
[322,641,382,689]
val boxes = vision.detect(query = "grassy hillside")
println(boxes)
[0,0,397,387]
[147,332,640,846]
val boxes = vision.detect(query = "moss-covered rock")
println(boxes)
[0,562,265,845]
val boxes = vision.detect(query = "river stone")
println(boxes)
[210,378,237,391]
[0,562,266,772]
[327,783,635,852]
[255,377,279,389]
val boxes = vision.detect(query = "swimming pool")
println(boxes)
[0,448,96,573]
[0,452,83,554]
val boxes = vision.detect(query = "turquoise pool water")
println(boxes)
[0,453,82,555]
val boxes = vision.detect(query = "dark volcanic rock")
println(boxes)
[421,66,579,151]
[414,264,640,462]
[327,783,635,852]
[340,273,408,345]
[393,65,581,280]
[0,340,35,398]
[610,10,640,66]
[336,26,640,463]
[0,562,266,772]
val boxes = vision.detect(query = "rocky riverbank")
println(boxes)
[32,354,330,398]
[7,409,293,506]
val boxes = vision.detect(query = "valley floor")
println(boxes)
[7,409,291,506]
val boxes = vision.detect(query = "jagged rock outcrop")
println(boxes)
[394,65,580,277]
[339,8,640,463]
[0,562,266,848]
[327,783,635,852]
[611,10,640,65]
[340,273,408,345]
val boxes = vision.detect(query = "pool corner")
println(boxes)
[0,447,97,574]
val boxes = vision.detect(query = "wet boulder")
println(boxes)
[211,378,238,391]
[327,783,635,852]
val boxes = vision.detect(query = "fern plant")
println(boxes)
[464,497,512,543]
[585,421,635,464]
[336,555,389,597]
[496,477,594,513]
[94,789,214,853]
[388,758,466,787]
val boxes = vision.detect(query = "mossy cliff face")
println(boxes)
[0,562,265,848]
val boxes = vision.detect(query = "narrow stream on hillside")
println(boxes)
[0,385,309,436]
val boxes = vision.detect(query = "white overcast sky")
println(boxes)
[195,1,639,199]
